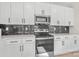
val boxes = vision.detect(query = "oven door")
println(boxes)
[36,39,54,57]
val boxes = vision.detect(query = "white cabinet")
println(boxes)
[11,2,23,24]
[51,5,65,26]
[51,4,74,26]
[22,36,35,57]
[23,43,35,57]
[24,3,35,25]
[0,2,10,24]
[51,5,57,25]
[0,40,7,57]
[55,6,65,26]
[64,7,74,26]
[34,3,51,16]
[63,35,73,53]
[6,39,22,57]
[0,35,35,57]
[71,35,79,51]
[54,36,64,55]
[0,39,21,57]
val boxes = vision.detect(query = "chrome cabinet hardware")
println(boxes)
[20,45,21,52]
[41,10,45,15]
[24,18,25,23]
[8,17,10,23]
[22,18,23,23]
[56,37,61,39]
[62,41,64,46]
[57,20,60,24]
[22,45,24,52]
[22,18,25,23]
[10,41,18,43]
[74,40,77,44]
[69,21,71,25]
[25,40,32,42]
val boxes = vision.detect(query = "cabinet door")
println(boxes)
[69,35,76,51]
[23,43,35,57]
[0,39,22,57]
[0,2,10,24]
[54,36,63,55]
[64,7,74,26]
[22,36,35,57]
[72,35,79,51]
[0,40,8,57]
[51,5,57,25]
[6,39,22,57]
[24,3,35,25]
[63,36,71,53]
[69,8,74,26]
[11,2,23,24]
[34,3,51,16]
[55,5,65,26]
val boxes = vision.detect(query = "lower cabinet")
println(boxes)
[7,43,22,57]
[0,36,35,57]
[22,43,35,57]
[71,35,79,51]
[54,35,79,56]
[54,36,63,55]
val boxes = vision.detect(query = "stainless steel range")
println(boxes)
[34,16,54,57]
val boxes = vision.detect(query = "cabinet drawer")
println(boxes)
[23,39,35,44]
[6,40,20,44]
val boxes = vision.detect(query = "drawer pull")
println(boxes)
[10,41,18,43]
[25,40,32,42]
[56,38,60,39]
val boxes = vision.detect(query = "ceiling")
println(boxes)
[48,2,73,8]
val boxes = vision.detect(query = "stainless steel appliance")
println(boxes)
[35,16,54,57]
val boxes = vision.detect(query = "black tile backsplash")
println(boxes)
[49,26,69,33]
[0,24,34,35]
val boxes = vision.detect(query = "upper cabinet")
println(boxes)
[34,3,51,16]
[64,7,74,26]
[0,3,74,26]
[11,2,23,24]
[51,4,74,26]
[0,2,10,24]
[51,5,65,26]
[24,3,35,25]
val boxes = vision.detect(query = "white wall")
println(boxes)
[70,3,79,34]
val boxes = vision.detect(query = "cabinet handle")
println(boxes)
[24,18,25,23]
[8,18,10,23]
[62,41,64,46]
[41,10,45,15]
[57,20,60,24]
[69,21,71,25]
[56,37,60,39]
[74,40,77,44]
[22,45,24,52]
[22,18,24,23]
[20,45,21,52]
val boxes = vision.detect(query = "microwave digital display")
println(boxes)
[36,18,47,22]
[36,16,48,22]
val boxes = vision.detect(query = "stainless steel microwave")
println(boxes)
[35,16,50,24]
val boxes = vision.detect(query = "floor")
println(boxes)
[55,51,79,57]
[36,51,54,57]
[36,51,79,57]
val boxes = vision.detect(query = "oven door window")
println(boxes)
[36,39,54,54]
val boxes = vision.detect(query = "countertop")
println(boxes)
[1,34,35,39]
[49,33,79,36]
